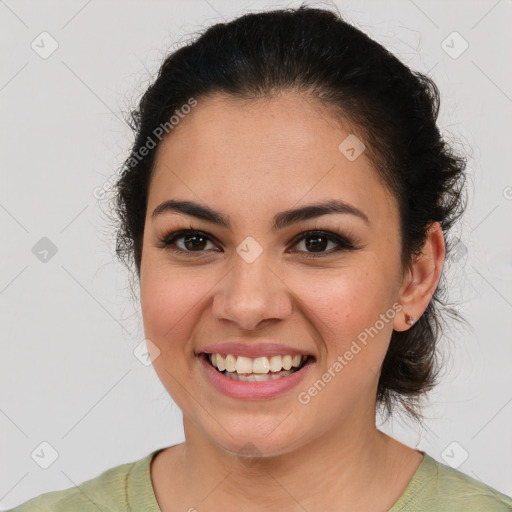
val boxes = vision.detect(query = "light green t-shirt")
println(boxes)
[6,448,512,511]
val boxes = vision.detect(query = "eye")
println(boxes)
[156,229,219,255]
[287,230,359,258]
[156,228,360,258]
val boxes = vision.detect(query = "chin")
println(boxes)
[203,418,313,462]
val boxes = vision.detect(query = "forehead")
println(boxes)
[147,92,398,228]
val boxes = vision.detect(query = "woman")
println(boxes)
[9,5,512,511]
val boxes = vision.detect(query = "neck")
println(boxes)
[166,405,418,511]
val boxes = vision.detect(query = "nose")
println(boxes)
[212,252,293,331]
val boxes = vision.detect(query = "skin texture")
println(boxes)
[139,92,445,511]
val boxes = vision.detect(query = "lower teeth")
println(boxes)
[222,368,297,382]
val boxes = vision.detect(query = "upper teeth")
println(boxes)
[208,353,306,374]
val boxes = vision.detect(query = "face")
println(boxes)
[140,92,407,457]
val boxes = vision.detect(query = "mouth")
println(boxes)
[200,352,315,381]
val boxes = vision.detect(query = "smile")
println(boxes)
[198,352,315,399]
[207,353,309,381]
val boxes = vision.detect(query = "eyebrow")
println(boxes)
[151,198,369,230]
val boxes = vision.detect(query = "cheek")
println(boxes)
[295,264,398,391]
[139,265,210,410]
[139,265,204,359]
[293,270,396,415]
[296,266,395,343]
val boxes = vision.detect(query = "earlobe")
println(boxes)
[393,222,445,332]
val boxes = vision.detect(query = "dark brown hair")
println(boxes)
[110,4,467,420]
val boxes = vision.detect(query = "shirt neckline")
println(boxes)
[388,451,437,511]
[127,447,167,511]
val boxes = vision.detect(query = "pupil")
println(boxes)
[185,235,206,250]
[306,235,327,252]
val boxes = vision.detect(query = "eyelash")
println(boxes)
[156,227,360,259]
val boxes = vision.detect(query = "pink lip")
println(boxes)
[197,341,315,359]
[198,353,315,400]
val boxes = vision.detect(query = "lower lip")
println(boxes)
[198,354,315,400]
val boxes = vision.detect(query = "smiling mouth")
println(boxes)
[201,352,314,382]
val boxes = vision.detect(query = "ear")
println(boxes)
[393,222,446,332]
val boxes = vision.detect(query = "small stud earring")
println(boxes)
[405,314,417,326]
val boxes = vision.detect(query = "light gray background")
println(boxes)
[1,0,511,508]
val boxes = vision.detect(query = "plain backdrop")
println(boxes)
[1,0,511,508]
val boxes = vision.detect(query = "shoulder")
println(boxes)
[392,452,512,511]
[5,450,159,512]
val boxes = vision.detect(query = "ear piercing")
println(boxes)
[405,314,417,326]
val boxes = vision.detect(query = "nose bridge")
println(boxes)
[212,243,291,330]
